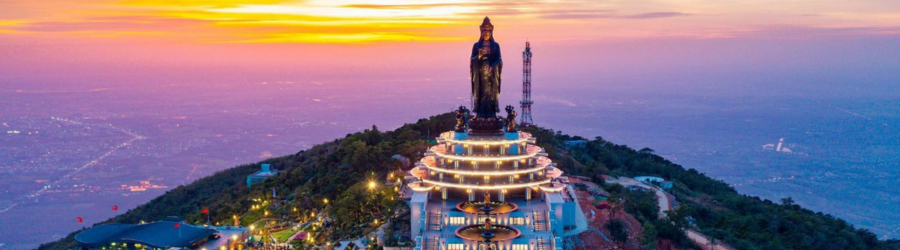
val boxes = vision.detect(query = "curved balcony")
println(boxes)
[440,131,532,146]
[422,178,550,190]
[408,182,436,192]
[430,144,542,161]
[411,166,428,179]
[546,166,563,179]
[420,156,551,176]
[539,182,567,192]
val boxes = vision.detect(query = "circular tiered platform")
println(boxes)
[414,131,555,192]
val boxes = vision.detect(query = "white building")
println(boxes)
[406,130,586,250]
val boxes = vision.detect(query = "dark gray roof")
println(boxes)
[75,221,216,248]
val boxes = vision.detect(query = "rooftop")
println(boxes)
[74,220,215,248]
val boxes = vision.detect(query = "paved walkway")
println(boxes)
[282,222,313,244]
[334,237,365,250]
[687,229,733,250]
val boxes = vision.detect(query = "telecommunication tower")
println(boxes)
[519,41,534,126]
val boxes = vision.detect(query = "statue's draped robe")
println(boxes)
[470,39,502,118]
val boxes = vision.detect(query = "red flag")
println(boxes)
[173,222,180,228]
[112,205,118,211]
[77,217,83,223]
[202,208,209,214]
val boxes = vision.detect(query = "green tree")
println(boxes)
[640,222,659,250]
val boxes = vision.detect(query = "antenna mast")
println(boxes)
[520,41,534,126]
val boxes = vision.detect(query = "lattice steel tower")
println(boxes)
[519,41,534,126]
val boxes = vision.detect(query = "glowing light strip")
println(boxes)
[539,184,567,192]
[422,179,551,190]
[431,147,539,161]
[408,184,435,192]
[440,132,531,145]
[422,158,549,176]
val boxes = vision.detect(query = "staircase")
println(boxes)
[533,211,548,231]
[423,236,439,250]
[428,211,442,230]
[537,238,552,250]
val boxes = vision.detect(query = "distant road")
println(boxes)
[607,177,733,250]
[606,177,669,217]
[687,229,731,250]
[0,117,145,215]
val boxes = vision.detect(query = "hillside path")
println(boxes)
[606,177,670,217]
[607,177,733,250]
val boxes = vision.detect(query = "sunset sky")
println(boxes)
[1,0,899,92]
[2,0,898,44]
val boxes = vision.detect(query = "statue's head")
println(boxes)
[480,16,493,41]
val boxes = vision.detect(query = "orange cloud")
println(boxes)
[0,0,898,44]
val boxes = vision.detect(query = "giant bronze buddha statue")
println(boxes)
[470,16,503,119]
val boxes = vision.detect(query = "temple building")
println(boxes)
[74,217,216,250]
[246,163,277,187]
[405,17,586,250]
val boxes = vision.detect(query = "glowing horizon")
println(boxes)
[1,0,898,44]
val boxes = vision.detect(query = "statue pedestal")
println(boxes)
[468,117,505,135]
[506,132,520,154]
[453,132,468,154]
[453,131,468,140]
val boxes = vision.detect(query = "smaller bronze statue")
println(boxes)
[484,217,492,231]
[484,191,491,204]
[455,106,470,132]
[455,107,465,132]
[504,105,517,132]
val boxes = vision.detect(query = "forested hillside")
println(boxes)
[39,113,899,250]
[524,127,900,250]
